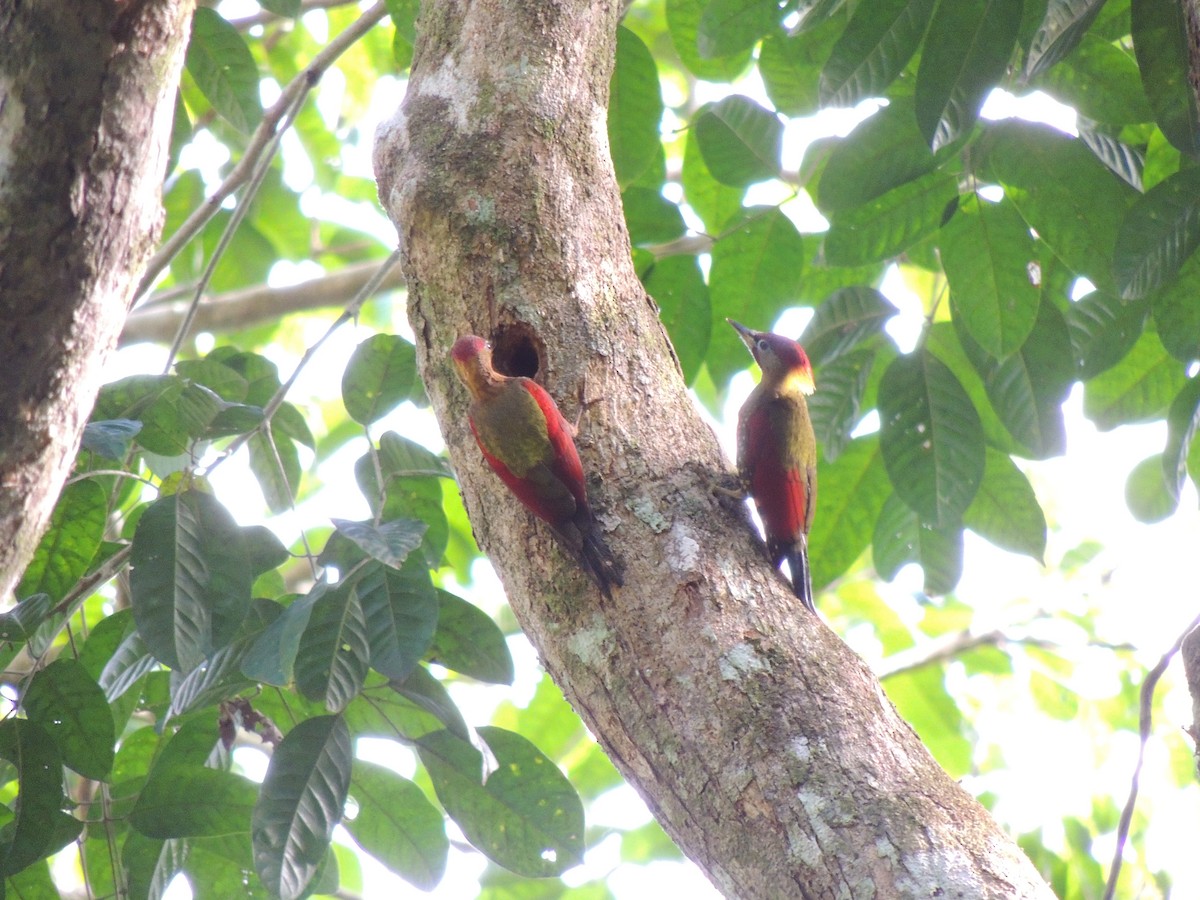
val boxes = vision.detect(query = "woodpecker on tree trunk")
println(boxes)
[450,335,623,599]
[728,320,818,612]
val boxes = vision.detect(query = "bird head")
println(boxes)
[451,335,500,397]
[728,319,815,396]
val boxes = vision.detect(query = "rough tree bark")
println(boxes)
[0,0,194,600]
[374,1,1054,896]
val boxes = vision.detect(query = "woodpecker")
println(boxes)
[450,335,622,599]
[728,320,817,612]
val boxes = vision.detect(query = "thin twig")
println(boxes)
[1102,612,1200,900]
[134,1,388,304]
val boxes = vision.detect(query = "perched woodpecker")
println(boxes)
[728,320,817,612]
[450,335,623,599]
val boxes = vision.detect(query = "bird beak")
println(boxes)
[727,319,756,349]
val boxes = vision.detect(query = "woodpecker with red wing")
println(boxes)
[450,335,622,599]
[728,320,817,612]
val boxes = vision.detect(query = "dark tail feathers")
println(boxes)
[783,538,815,613]
[553,513,624,601]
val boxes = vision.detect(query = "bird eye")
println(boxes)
[756,339,769,351]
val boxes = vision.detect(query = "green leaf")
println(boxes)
[819,0,935,107]
[1132,0,1200,155]
[696,0,778,58]
[1113,167,1200,299]
[241,583,328,686]
[121,833,187,900]
[0,594,54,644]
[802,287,898,368]
[1083,331,1187,429]
[427,589,514,685]
[169,627,265,719]
[131,760,257,840]
[816,99,940,214]
[418,726,584,877]
[1152,251,1200,362]
[666,0,753,80]
[879,350,985,526]
[295,580,370,712]
[872,493,964,595]
[964,448,1048,561]
[823,171,958,266]
[252,715,352,900]
[694,96,783,187]
[331,518,427,570]
[707,208,806,383]
[357,559,438,682]
[1079,123,1145,190]
[1125,454,1178,522]
[1066,291,1147,379]
[1034,35,1152,127]
[242,525,290,577]
[345,760,448,891]
[0,720,80,878]
[341,334,417,425]
[622,187,686,246]
[1162,377,1200,500]
[941,195,1042,358]
[807,349,874,463]
[915,0,1021,150]
[808,436,893,591]
[185,8,263,134]
[22,659,114,780]
[759,16,844,118]
[81,418,143,459]
[15,480,106,603]
[642,255,711,385]
[980,121,1137,294]
[248,423,302,514]
[343,673,449,742]
[609,27,663,188]
[130,491,252,673]
[682,128,744,234]
[960,301,1073,459]
[1025,0,1109,77]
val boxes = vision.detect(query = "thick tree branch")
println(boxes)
[374,0,1053,895]
[0,0,194,601]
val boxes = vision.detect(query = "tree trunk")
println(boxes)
[0,0,194,600]
[374,1,1054,896]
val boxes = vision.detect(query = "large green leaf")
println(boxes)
[816,99,938,213]
[609,27,663,188]
[879,350,985,526]
[643,254,711,386]
[823,171,958,265]
[0,720,81,878]
[801,286,898,367]
[1034,35,1152,127]
[1152,251,1200,362]
[0,593,54,645]
[129,491,252,672]
[185,8,263,134]
[884,667,971,776]
[623,187,687,246]
[418,726,584,877]
[241,583,329,686]
[343,673,451,742]
[252,715,352,900]
[356,559,438,683]
[807,350,874,463]
[942,195,1042,358]
[964,448,1048,561]
[427,589,515,685]
[1112,166,1200,299]
[915,0,1022,150]
[682,128,744,233]
[707,208,806,383]
[295,580,371,712]
[331,518,427,570]
[1083,330,1187,429]
[808,435,893,591]
[759,16,844,117]
[694,96,783,187]
[819,0,935,107]
[22,659,114,780]
[1132,0,1200,155]
[696,0,779,58]
[666,0,753,80]
[341,334,417,426]
[1125,453,1178,522]
[1066,291,1147,379]
[345,760,448,891]
[1162,377,1200,500]
[872,493,964,595]
[1024,0,1108,77]
[980,121,1137,294]
[15,480,106,603]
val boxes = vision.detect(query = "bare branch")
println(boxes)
[121,260,405,345]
